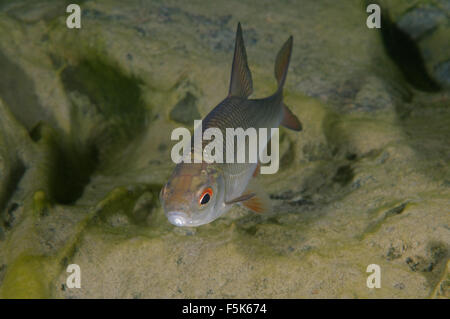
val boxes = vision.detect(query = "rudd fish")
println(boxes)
[160,23,302,227]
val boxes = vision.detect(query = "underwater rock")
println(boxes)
[396,5,447,40]
[169,92,201,125]
[384,0,450,89]
[434,60,450,87]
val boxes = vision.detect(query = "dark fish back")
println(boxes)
[202,95,282,134]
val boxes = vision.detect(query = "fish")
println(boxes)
[160,22,302,227]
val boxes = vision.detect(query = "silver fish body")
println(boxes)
[198,94,283,202]
[160,23,302,227]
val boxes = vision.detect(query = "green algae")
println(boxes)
[0,255,55,298]
[61,57,147,134]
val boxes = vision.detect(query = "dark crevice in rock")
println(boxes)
[60,57,147,140]
[0,159,25,221]
[243,225,258,236]
[332,165,354,186]
[270,190,314,207]
[378,8,441,92]
[35,55,151,203]
[384,202,407,217]
[360,202,409,239]
[30,121,100,205]
[386,245,403,261]
[288,198,314,207]
[405,241,448,289]
[346,153,357,161]
[270,190,295,200]
[49,142,99,205]
[3,202,19,230]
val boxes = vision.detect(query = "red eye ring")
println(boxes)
[199,187,213,205]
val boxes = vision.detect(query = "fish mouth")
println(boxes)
[167,211,190,227]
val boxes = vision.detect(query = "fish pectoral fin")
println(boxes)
[228,23,253,98]
[281,103,302,131]
[225,192,256,205]
[231,179,272,214]
[241,193,271,214]
[252,162,261,177]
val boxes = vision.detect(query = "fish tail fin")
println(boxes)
[228,22,253,98]
[281,103,302,131]
[274,36,302,131]
[274,35,293,90]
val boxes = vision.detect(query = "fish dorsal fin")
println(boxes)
[275,36,293,89]
[228,22,253,98]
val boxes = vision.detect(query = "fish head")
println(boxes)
[160,163,226,227]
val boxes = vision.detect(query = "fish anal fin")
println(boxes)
[228,22,253,98]
[281,103,302,131]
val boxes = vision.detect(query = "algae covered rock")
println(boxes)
[381,0,450,89]
[169,92,201,125]
[0,0,449,298]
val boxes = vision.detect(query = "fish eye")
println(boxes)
[199,187,213,205]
